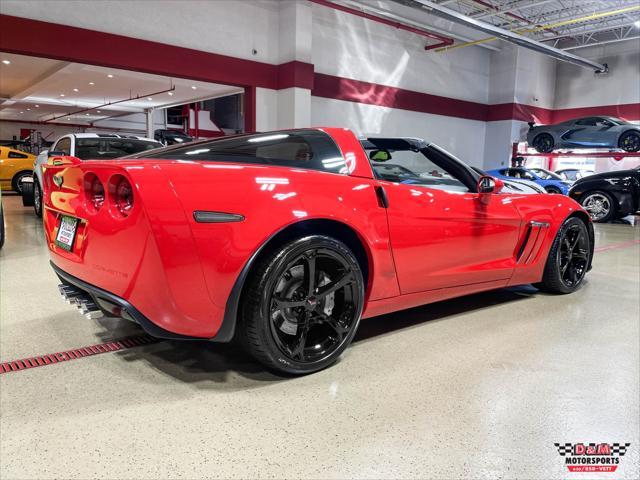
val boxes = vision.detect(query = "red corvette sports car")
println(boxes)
[43,128,594,374]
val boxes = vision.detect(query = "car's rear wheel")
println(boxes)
[534,217,591,294]
[619,131,640,152]
[21,180,34,207]
[580,191,615,222]
[11,171,31,194]
[544,186,562,194]
[33,180,43,217]
[532,133,554,153]
[239,235,364,375]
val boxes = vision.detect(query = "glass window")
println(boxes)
[365,143,470,193]
[506,169,535,181]
[75,138,161,160]
[576,118,598,126]
[55,137,71,155]
[141,130,347,174]
[529,168,562,180]
[7,150,28,159]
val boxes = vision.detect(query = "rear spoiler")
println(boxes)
[527,122,536,130]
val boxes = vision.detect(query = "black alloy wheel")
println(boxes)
[533,133,554,153]
[240,236,364,374]
[619,131,640,152]
[534,217,591,294]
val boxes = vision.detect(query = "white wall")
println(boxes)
[554,40,640,112]
[311,97,487,166]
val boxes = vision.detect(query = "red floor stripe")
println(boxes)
[0,335,160,375]
[594,239,640,253]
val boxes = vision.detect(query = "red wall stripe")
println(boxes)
[312,73,489,121]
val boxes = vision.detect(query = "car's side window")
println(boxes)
[7,151,28,159]
[576,118,597,126]
[144,130,347,174]
[55,137,71,155]
[369,149,469,193]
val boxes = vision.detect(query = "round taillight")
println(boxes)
[84,173,104,212]
[113,176,134,217]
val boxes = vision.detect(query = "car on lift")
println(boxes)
[43,128,594,375]
[0,146,36,194]
[24,133,162,217]
[569,166,640,222]
[527,116,640,153]
[486,167,571,194]
[555,168,596,182]
[154,129,194,145]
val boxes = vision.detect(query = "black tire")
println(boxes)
[545,186,562,194]
[619,131,640,152]
[532,133,555,153]
[33,180,43,217]
[534,217,591,294]
[21,180,34,207]
[579,190,616,223]
[0,202,4,250]
[239,235,364,375]
[11,170,32,194]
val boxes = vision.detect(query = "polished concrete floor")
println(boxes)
[1,193,639,479]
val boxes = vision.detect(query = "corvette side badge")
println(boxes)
[53,174,63,187]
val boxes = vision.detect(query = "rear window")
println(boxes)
[139,130,347,174]
[76,138,161,160]
[8,151,29,159]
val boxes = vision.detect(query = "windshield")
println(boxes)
[76,138,161,159]
[531,168,563,180]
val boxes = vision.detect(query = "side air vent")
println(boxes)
[516,221,550,264]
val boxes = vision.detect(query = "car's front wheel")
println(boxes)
[11,171,32,194]
[619,131,640,152]
[580,191,615,222]
[240,235,364,374]
[545,186,562,194]
[534,217,591,294]
[532,133,555,153]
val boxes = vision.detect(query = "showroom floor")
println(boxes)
[1,193,638,479]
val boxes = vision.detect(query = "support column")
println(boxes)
[145,108,154,139]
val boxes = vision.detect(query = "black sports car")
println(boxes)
[569,166,640,222]
[154,129,194,146]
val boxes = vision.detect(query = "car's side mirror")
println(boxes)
[477,175,504,194]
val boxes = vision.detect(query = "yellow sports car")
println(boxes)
[0,146,35,193]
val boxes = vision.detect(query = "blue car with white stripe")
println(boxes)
[487,167,572,194]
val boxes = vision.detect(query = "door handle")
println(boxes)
[375,185,389,208]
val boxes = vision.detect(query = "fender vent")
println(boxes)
[516,221,550,264]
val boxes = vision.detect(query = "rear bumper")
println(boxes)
[52,262,233,342]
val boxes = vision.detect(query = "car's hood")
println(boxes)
[573,169,638,184]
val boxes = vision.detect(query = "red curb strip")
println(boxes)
[594,239,640,253]
[0,335,160,375]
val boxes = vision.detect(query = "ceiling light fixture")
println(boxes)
[96,110,101,113]
[73,88,79,92]
[60,93,65,97]
[635,20,640,28]
[191,86,197,90]
[107,74,114,78]
[168,92,174,96]
[85,113,90,116]
[35,104,40,108]
[89,82,95,85]
[1,60,10,65]
[20,111,24,114]
[27,108,31,111]
[147,97,153,101]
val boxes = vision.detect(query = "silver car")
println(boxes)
[527,116,640,153]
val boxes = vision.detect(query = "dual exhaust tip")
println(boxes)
[58,284,104,319]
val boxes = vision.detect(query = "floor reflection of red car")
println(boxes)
[43,128,595,374]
